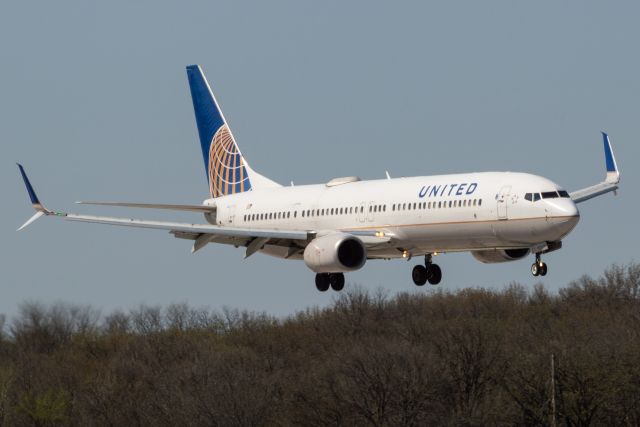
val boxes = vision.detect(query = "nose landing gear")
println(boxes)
[531,253,548,277]
[412,254,442,286]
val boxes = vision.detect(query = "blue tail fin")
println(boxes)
[186,65,252,198]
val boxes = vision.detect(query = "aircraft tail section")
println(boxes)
[186,65,280,198]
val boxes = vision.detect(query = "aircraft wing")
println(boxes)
[16,164,390,256]
[16,164,309,250]
[570,132,620,204]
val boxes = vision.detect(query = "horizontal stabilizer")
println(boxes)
[76,201,216,213]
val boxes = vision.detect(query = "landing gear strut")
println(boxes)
[531,253,548,277]
[412,254,442,286]
[315,273,345,292]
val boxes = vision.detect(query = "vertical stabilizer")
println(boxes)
[186,65,280,198]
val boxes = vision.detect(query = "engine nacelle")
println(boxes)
[304,233,367,273]
[472,248,530,264]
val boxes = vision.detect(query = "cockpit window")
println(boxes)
[558,190,570,198]
[541,191,559,199]
[525,193,542,202]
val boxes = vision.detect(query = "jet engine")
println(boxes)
[304,233,367,273]
[472,248,530,264]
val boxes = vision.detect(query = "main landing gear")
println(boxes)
[315,273,345,292]
[531,253,548,277]
[412,254,442,286]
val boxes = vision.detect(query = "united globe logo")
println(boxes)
[208,124,251,198]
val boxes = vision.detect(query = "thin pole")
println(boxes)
[550,353,556,427]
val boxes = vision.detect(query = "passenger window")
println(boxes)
[448,201,452,208]
[479,199,482,206]
[438,201,442,208]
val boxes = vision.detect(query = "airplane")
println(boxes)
[17,65,621,292]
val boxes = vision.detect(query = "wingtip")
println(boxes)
[601,131,619,179]
[17,211,45,231]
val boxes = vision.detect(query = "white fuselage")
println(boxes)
[205,171,580,260]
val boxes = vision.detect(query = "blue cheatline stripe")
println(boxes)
[186,65,225,181]
[602,132,616,172]
[17,164,40,205]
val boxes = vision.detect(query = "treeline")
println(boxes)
[1,264,640,426]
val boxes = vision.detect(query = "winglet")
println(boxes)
[602,132,620,183]
[17,164,51,230]
[17,163,42,207]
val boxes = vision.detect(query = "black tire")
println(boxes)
[531,263,540,277]
[540,263,548,276]
[412,265,428,286]
[428,264,442,285]
[315,273,330,292]
[329,273,345,291]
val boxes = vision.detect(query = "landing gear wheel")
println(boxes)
[412,265,428,286]
[539,262,548,276]
[315,273,330,292]
[329,273,345,291]
[531,263,540,277]
[427,264,442,285]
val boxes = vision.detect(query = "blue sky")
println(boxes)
[2,1,638,318]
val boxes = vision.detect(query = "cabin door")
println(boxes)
[496,186,511,220]
[227,204,237,225]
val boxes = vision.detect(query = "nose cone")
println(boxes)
[555,199,579,217]
[547,199,580,238]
